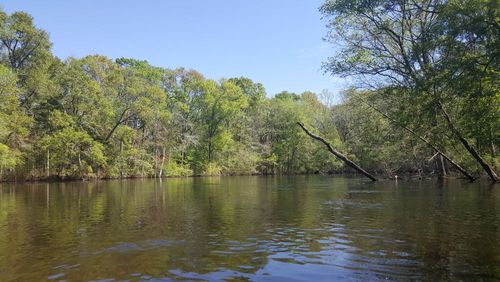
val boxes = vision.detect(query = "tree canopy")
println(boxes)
[0,4,497,181]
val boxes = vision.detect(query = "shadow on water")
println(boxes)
[0,176,499,281]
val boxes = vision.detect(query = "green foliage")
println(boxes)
[164,161,193,177]
[203,162,223,176]
[0,6,497,181]
[261,91,343,174]
[0,143,19,174]
[0,9,52,71]
[0,64,31,171]
[321,0,500,177]
[40,128,106,178]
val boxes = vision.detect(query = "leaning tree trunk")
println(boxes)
[297,122,377,181]
[438,102,499,182]
[358,98,476,182]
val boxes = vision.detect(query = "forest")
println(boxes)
[0,0,498,181]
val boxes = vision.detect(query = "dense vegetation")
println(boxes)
[320,0,499,181]
[0,0,498,181]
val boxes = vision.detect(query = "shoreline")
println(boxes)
[0,172,485,184]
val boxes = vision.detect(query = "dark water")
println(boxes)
[0,176,499,281]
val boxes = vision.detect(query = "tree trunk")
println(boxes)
[78,152,82,179]
[120,141,123,179]
[104,109,130,142]
[208,140,212,162]
[359,98,475,181]
[288,148,296,174]
[105,121,122,142]
[154,147,158,178]
[439,102,499,182]
[46,149,50,178]
[297,122,377,181]
[159,147,166,178]
[438,154,447,177]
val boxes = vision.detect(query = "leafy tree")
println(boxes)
[264,92,342,174]
[320,0,499,180]
[0,65,31,175]
[191,79,249,173]
[0,9,52,71]
[40,123,106,178]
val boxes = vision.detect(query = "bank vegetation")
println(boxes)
[0,0,498,181]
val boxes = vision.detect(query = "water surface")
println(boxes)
[0,176,499,281]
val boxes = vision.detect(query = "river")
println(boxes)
[0,176,499,281]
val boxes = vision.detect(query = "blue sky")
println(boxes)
[1,0,347,98]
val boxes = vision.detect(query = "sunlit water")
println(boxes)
[0,176,499,281]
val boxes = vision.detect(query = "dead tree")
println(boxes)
[297,122,377,181]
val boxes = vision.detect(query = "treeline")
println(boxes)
[0,1,498,181]
[0,9,344,180]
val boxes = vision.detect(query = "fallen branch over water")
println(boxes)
[357,98,476,182]
[297,122,377,182]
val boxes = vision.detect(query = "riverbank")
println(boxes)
[0,170,488,184]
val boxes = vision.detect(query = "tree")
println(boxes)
[263,92,342,174]
[40,114,106,178]
[320,0,499,181]
[0,65,31,176]
[52,58,110,139]
[190,79,249,173]
[161,68,202,174]
[0,9,52,71]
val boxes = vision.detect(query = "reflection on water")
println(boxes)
[0,176,499,281]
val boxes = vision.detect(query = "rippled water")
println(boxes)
[0,176,499,281]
